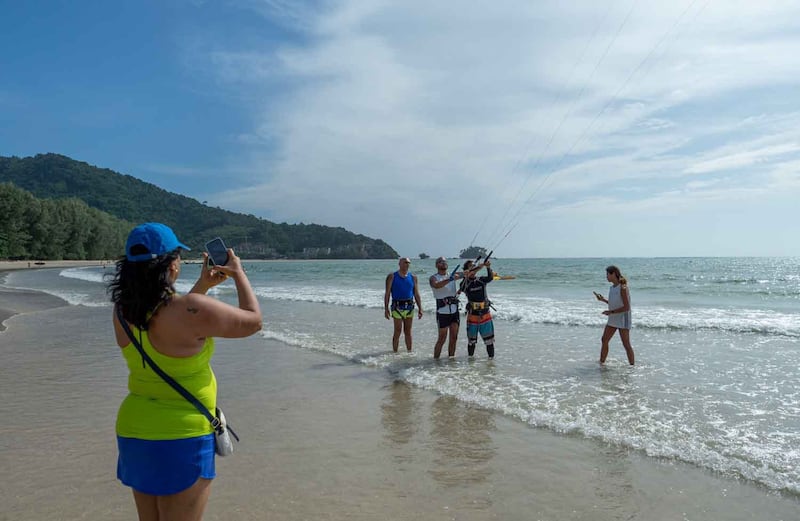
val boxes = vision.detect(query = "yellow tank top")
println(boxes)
[116,326,216,440]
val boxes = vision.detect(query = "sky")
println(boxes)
[2,0,800,258]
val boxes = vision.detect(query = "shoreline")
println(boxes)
[0,258,389,273]
[0,265,76,330]
[0,259,112,271]
[2,272,800,520]
[0,281,70,332]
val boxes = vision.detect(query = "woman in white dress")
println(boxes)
[593,265,635,365]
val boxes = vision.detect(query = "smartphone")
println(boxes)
[205,237,229,267]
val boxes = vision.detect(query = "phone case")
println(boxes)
[205,238,228,266]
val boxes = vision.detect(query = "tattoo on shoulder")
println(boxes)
[186,306,199,314]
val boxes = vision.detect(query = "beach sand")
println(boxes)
[1,274,798,520]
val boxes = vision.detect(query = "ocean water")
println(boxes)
[4,256,800,496]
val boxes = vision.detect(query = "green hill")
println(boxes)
[0,153,398,259]
[0,182,129,260]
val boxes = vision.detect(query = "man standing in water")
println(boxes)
[429,256,464,358]
[461,259,496,359]
[384,257,423,352]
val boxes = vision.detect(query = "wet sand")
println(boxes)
[0,284,69,331]
[1,280,799,520]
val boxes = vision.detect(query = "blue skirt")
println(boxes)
[117,434,216,495]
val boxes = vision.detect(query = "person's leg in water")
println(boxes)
[480,320,495,359]
[619,328,635,365]
[600,325,617,364]
[467,320,478,356]
[402,315,414,352]
[391,314,403,352]
[447,320,459,357]
[433,321,448,359]
[465,310,479,356]
[433,313,448,358]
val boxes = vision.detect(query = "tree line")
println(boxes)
[0,182,128,260]
[0,154,399,260]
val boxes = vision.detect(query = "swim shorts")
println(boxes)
[436,312,460,329]
[467,313,494,340]
[117,434,215,495]
[391,299,415,319]
[467,320,494,340]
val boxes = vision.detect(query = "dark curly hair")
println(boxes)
[107,249,181,329]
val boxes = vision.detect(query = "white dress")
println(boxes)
[607,284,632,329]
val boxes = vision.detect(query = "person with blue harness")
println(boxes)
[384,257,423,352]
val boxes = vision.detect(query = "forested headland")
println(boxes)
[459,246,488,259]
[0,154,398,260]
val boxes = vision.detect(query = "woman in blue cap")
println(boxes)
[108,223,262,520]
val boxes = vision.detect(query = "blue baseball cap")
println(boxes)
[125,222,190,262]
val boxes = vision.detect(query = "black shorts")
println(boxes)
[436,312,460,329]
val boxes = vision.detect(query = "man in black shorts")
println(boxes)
[429,257,464,358]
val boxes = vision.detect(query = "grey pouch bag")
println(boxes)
[214,407,236,456]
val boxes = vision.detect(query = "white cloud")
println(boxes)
[686,143,800,175]
[194,0,800,256]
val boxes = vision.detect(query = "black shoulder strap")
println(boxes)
[115,306,222,432]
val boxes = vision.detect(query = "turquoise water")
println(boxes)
[5,256,800,495]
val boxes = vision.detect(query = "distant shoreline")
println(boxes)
[0,258,400,272]
[0,260,112,272]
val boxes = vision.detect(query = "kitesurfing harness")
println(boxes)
[436,296,460,309]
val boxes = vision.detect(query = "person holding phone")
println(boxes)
[108,223,262,520]
[594,265,635,365]
[384,257,423,352]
